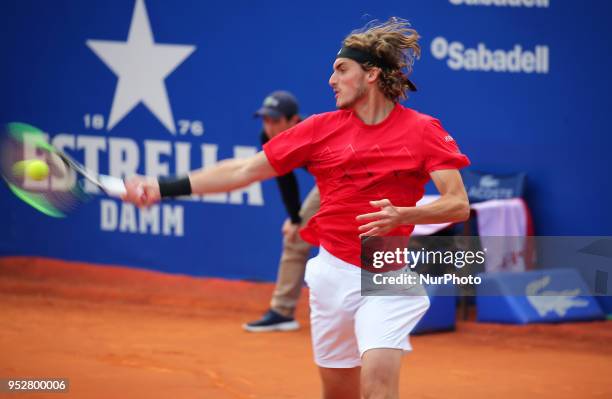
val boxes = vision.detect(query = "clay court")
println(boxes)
[1,257,610,399]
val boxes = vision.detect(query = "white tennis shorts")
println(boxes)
[305,246,430,368]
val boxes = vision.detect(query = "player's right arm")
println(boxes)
[190,151,276,194]
[124,115,315,207]
[123,151,276,207]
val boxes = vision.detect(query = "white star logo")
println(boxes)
[86,0,195,134]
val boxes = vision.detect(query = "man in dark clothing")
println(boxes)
[243,91,319,332]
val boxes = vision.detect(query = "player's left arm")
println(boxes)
[356,169,469,237]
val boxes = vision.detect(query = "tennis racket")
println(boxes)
[1,122,127,217]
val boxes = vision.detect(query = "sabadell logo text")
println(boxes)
[430,37,549,74]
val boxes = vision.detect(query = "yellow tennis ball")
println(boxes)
[23,159,49,181]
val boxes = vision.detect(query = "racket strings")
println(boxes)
[1,123,92,217]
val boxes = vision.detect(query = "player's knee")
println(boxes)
[361,371,396,399]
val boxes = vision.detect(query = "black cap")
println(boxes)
[254,91,299,119]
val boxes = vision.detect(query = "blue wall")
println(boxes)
[1,0,611,280]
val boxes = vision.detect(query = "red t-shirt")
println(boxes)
[263,103,470,267]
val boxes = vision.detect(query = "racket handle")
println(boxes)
[98,175,127,198]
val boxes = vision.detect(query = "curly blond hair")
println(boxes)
[343,17,420,102]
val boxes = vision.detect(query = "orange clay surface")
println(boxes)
[0,257,611,399]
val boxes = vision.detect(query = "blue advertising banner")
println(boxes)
[1,0,611,280]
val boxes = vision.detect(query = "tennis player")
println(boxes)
[123,18,470,399]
